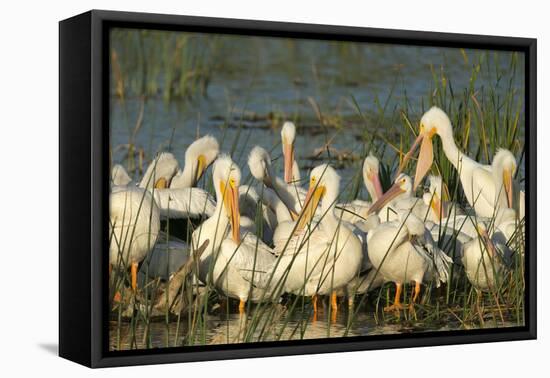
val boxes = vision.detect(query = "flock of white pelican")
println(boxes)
[109,106,525,319]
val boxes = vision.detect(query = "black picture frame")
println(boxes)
[59,9,537,368]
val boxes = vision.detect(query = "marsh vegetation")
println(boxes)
[108,29,525,351]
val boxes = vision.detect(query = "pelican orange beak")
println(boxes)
[368,171,384,201]
[194,154,207,185]
[367,181,406,215]
[283,138,295,184]
[220,179,240,243]
[503,168,513,208]
[430,192,444,222]
[395,128,436,190]
[296,182,325,232]
[155,177,169,189]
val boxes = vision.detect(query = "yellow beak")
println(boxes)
[194,155,207,185]
[367,182,405,215]
[154,177,169,189]
[503,168,513,208]
[296,184,324,232]
[220,180,240,243]
[283,140,295,184]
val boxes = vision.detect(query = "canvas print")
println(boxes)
[108,28,526,351]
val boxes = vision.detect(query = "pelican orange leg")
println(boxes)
[384,283,404,312]
[409,281,421,310]
[330,292,338,323]
[131,262,138,291]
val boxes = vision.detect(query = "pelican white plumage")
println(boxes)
[461,223,511,292]
[281,121,301,184]
[170,135,220,189]
[192,155,276,313]
[423,175,515,244]
[139,152,179,189]
[273,164,363,316]
[492,207,524,247]
[109,186,161,291]
[111,164,133,187]
[248,146,304,219]
[141,136,219,221]
[336,154,384,224]
[422,175,463,222]
[139,232,190,281]
[238,184,278,244]
[340,213,386,307]
[398,107,516,217]
[366,210,452,311]
[151,188,216,219]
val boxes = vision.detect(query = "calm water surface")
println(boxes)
[110,30,525,188]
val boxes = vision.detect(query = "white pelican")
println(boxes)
[248,146,303,219]
[273,164,363,317]
[192,155,276,313]
[139,232,190,282]
[140,136,219,221]
[367,174,429,222]
[170,135,220,189]
[138,152,179,189]
[398,107,516,217]
[111,164,133,187]
[366,210,452,311]
[281,121,301,184]
[461,223,511,293]
[109,186,160,291]
[422,175,464,222]
[336,154,384,224]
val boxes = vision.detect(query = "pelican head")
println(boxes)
[140,151,179,189]
[492,148,517,208]
[213,155,241,243]
[185,135,220,186]
[397,107,453,190]
[423,175,445,221]
[281,121,297,183]
[296,164,340,231]
[363,154,383,201]
[367,173,411,215]
[248,146,275,188]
